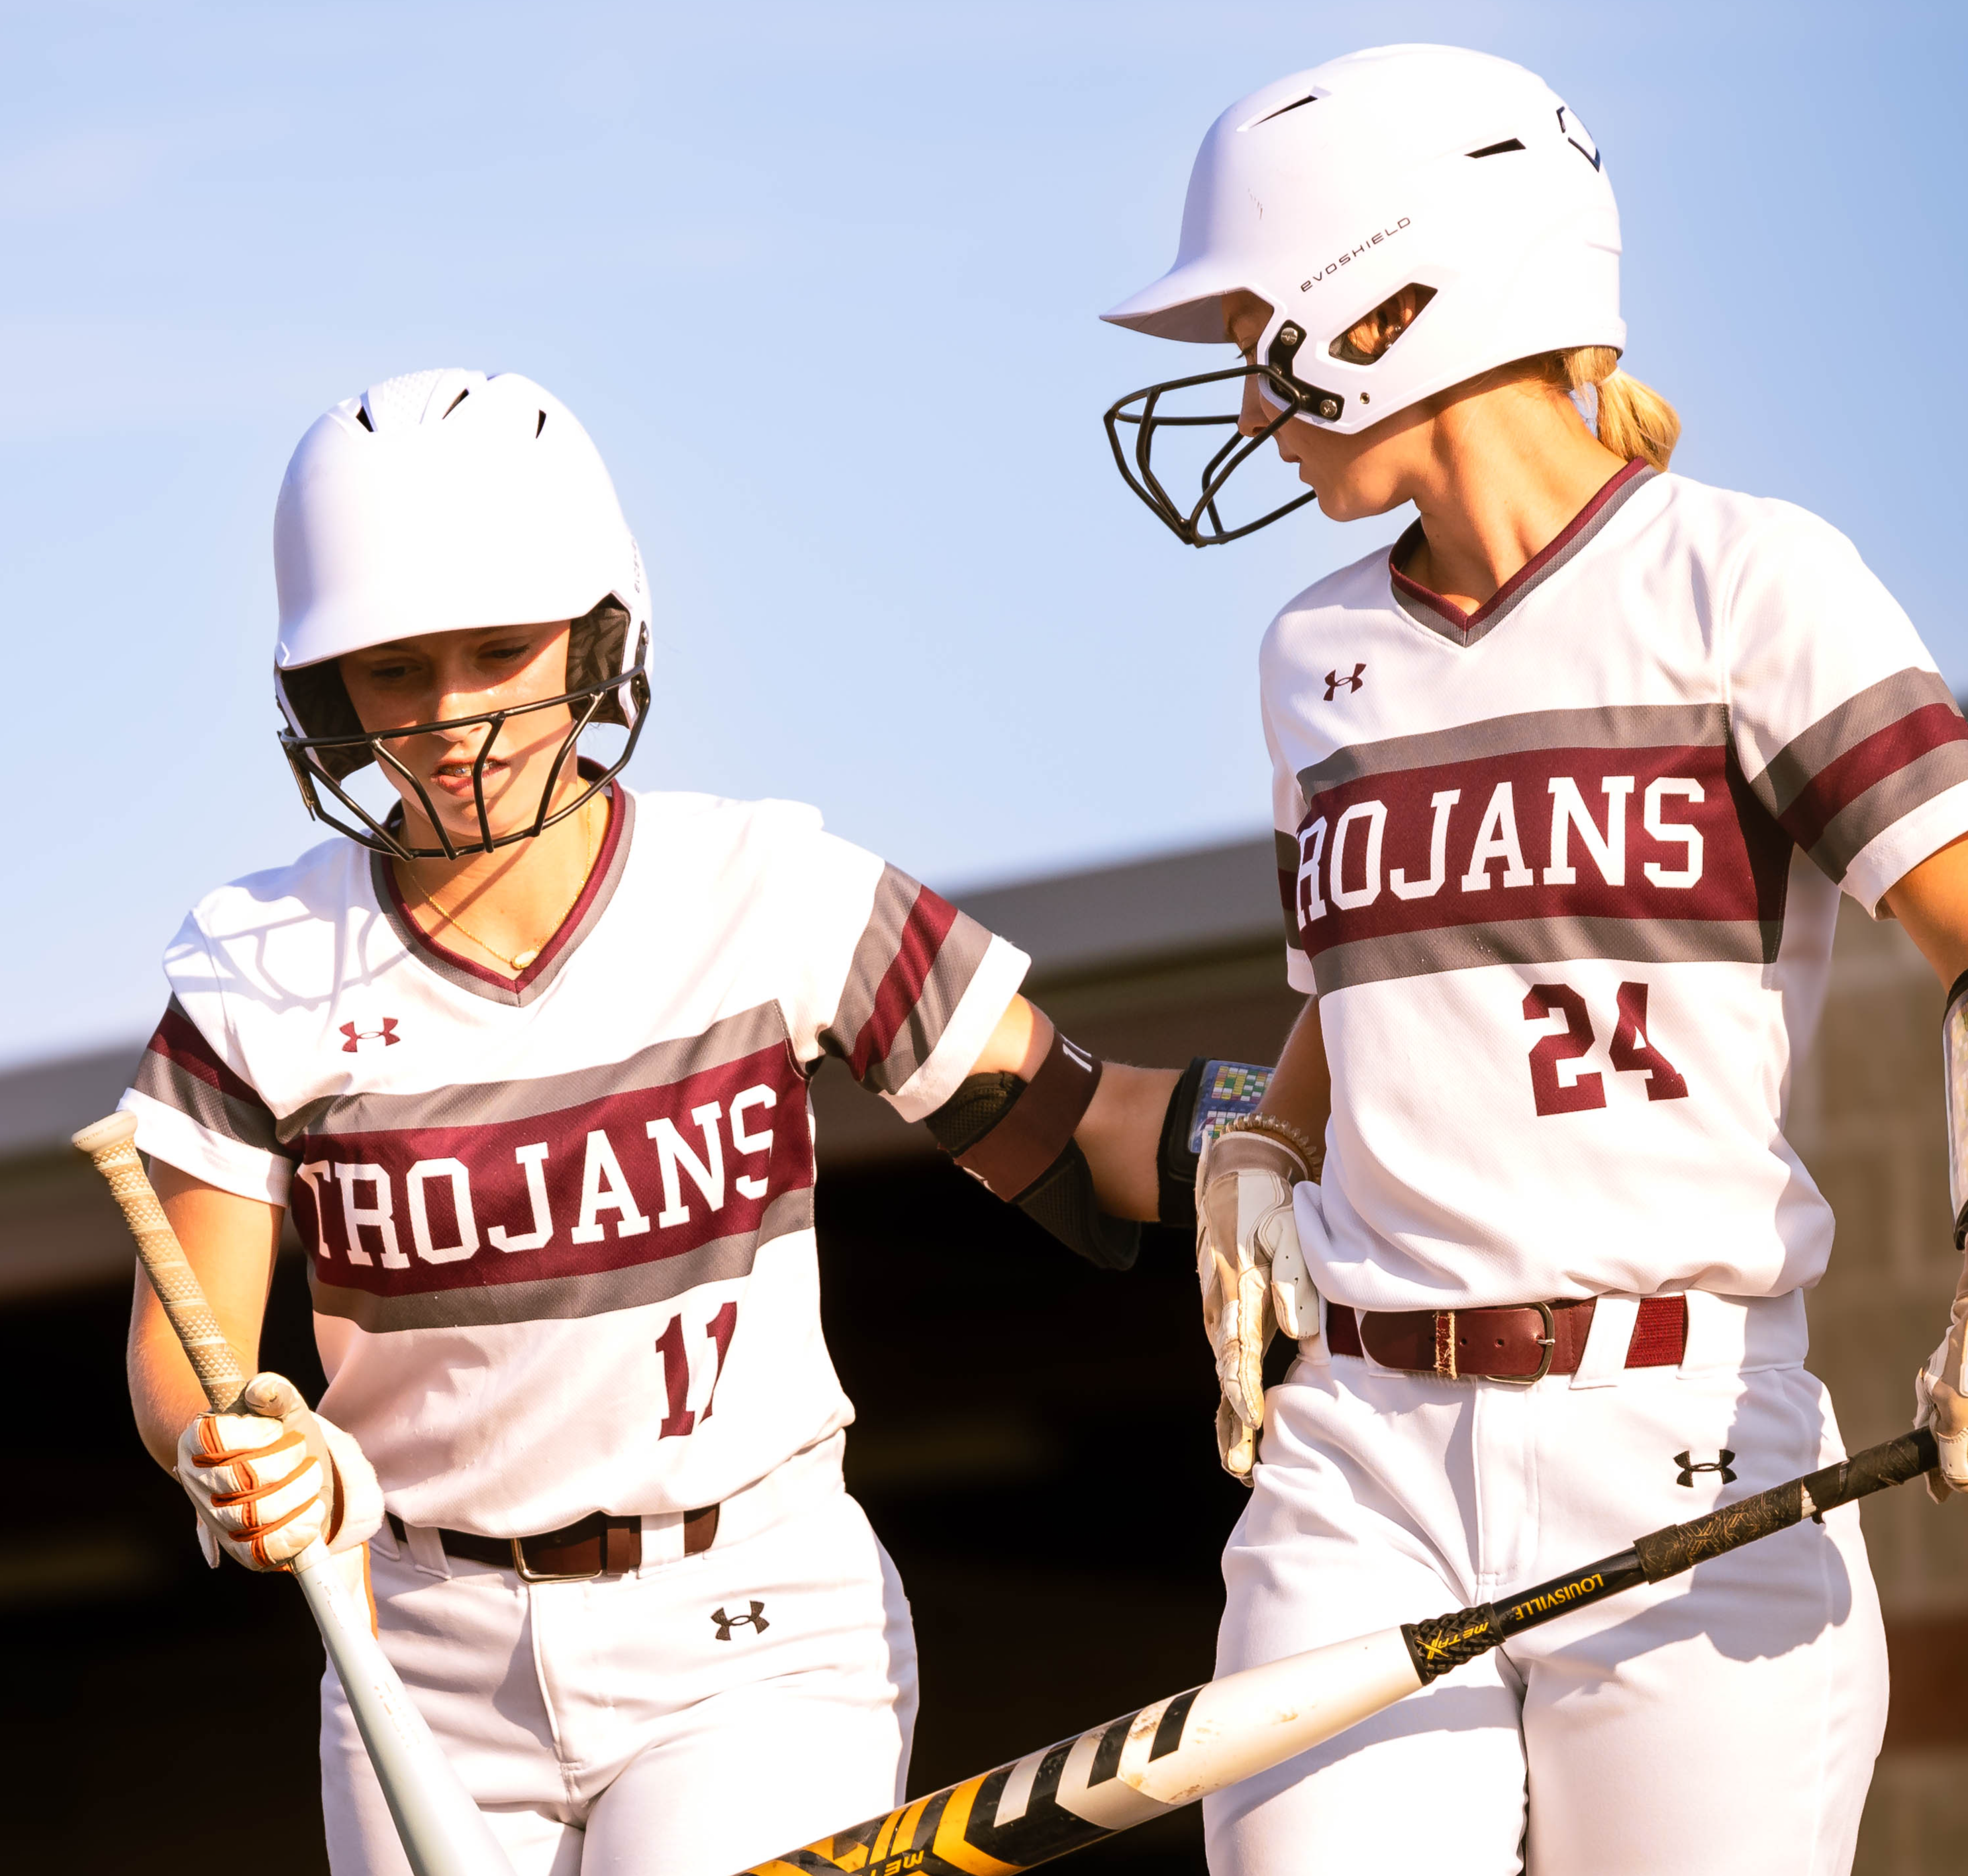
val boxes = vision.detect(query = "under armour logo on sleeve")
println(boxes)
[1324,664,1366,700]
[712,1600,769,1640]
[1675,1449,1736,1487]
[340,1018,402,1052]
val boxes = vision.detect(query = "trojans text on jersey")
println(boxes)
[285,1003,811,1333]
[1277,704,1788,993]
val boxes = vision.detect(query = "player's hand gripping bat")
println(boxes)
[735,1426,1938,1876]
[75,1112,519,1876]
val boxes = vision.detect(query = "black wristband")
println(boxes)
[1157,1058,1210,1229]
[1157,1057,1279,1229]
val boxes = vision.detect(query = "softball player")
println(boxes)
[121,368,1184,1874]
[1103,46,1968,1873]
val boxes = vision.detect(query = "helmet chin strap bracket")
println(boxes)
[1266,322,1344,423]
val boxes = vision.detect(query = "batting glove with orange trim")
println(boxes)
[1197,1130,1318,1483]
[175,1372,382,1570]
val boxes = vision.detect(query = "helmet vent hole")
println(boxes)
[354,405,373,432]
[1328,283,1438,365]
[442,388,470,418]
[1243,92,1320,130]
[536,410,548,437]
[1467,138,1526,158]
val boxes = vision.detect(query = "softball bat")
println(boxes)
[75,1111,518,1876]
[736,1426,1939,1876]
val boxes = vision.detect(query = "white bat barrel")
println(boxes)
[734,1628,1425,1874]
[291,1544,518,1876]
[1114,1628,1422,1810]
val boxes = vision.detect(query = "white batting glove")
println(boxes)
[175,1373,383,1571]
[1197,1128,1319,1483]
[1914,1265,1968,1505]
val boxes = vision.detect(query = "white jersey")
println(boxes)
[123,784,1027,1534]
[1265,462,1968,1310]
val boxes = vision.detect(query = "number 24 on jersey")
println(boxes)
[1522,980,1687,1118]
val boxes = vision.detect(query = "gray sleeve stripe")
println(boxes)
[818,866,999,1095]
[858,907,995,1096]
[1754,667,1959,818]
[823,863,924,1063]
[1806,740,1968,883]
[130,1050,289,1159]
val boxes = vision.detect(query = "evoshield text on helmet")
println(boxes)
[273,368,652,860]
[1101,46,1625,546]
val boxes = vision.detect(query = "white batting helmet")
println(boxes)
[273,368,652,858]
[1103,45,1624,544]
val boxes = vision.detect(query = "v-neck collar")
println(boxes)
[1387,459,1657,648]
[371,780,635,1008]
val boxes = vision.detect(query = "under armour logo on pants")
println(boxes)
[1675,1450,1737,1487]
[712,1601,769,1640]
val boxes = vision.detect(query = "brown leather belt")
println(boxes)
[1327,1295,1687,1384]
[385,1504,719,1580]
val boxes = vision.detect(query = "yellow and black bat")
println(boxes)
[737,1428,1937,1876]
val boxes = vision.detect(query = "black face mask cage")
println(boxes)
[1103,322,1347,547]
[279,663,653,862]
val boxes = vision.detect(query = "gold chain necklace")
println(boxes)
[405,803,601,974]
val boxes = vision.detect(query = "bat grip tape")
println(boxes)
[1401,1430,1939,1686]
[1631,1428,1938,1580]
[77,1119,247,1412]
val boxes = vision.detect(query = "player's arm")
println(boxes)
[928,993,1284,1270]
[924,995,1171,1271]
[128,1163,283,1469]
[1881,839,1968,1499]
[806,843,1259,1265]
[959,995,1178,1220]
[128,1163,383,1567]
[1254,995,1332,1150]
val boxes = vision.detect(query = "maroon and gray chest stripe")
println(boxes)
[1275,703,1787,993]
[1277,674,1968,992]
[288,1000,814,1334]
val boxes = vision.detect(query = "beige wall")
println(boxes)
[1794,901,1961,1614]
[1791,903,1967,1875]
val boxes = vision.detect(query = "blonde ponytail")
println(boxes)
[1550,344,1680,471]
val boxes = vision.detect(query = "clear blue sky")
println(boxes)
[5,1,1964,1067]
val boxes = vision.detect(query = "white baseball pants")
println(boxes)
[1205,1292,1889,1876]
[320,1467,916,1875]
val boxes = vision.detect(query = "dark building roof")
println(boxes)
[958,835,1278,985]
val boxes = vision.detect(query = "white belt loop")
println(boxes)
[1682,1290,1808,1375]
[636,1511,687,1571]
[403,1521,452,1579]
[1681,1291,1742,1374]
[1300,1288,1334,1367]
[368,1514,402,1563]
[1571,1295,1641,1389]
